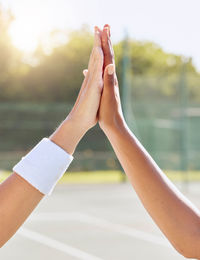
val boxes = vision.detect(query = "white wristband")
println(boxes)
[13,138,73,195]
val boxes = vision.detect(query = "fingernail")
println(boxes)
[83,69,88,77]
[108,64,115,75]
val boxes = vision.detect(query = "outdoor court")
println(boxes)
[1,181,199,260]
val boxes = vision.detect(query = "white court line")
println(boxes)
[18,227,103,260]
[29,212,172,249]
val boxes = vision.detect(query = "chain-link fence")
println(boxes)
[126,72,200,172]
[0,40,200,174]
[0,73,200,174]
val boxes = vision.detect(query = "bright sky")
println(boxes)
[1,0,200,70]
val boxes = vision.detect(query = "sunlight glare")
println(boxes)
[9,20,40,53]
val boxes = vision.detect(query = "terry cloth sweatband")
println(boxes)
[13,138,73,195]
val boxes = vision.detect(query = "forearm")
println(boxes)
[105,122,200,258]
[0,173,43,247]
[0,118,83,247]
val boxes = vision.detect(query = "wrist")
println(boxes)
[101,114,126,136]
[49,118,87,155]
[103,119,133,148]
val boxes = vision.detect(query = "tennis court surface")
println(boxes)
[1,182,199,260]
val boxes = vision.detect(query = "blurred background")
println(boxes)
[0,1,200,259]
[0,0,200,177]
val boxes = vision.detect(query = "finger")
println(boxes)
[88,28,103,72]
[102,25,114,68]
[94,26,102,48]
[73,70,88,108]
[103,24,111,36]
[95,26,102,36]
[104,64,115,93]
[83,69,88,77]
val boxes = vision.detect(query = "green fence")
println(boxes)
[0,80,200,173]
[127,72,200,172]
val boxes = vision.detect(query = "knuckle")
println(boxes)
[107,76,114,86]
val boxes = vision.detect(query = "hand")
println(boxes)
[50,27,104,154]
[66,27,104,132]
[98,25,125,134]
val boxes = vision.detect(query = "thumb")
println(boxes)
[104,64,115,91]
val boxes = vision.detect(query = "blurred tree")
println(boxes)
[22,26,93,102]
[22,34,198,103]
[114,40,199,102]
[0,8,199,103]
[0,6,24,100]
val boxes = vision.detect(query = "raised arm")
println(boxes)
[0,27,103,247]
[99,25,200,259]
